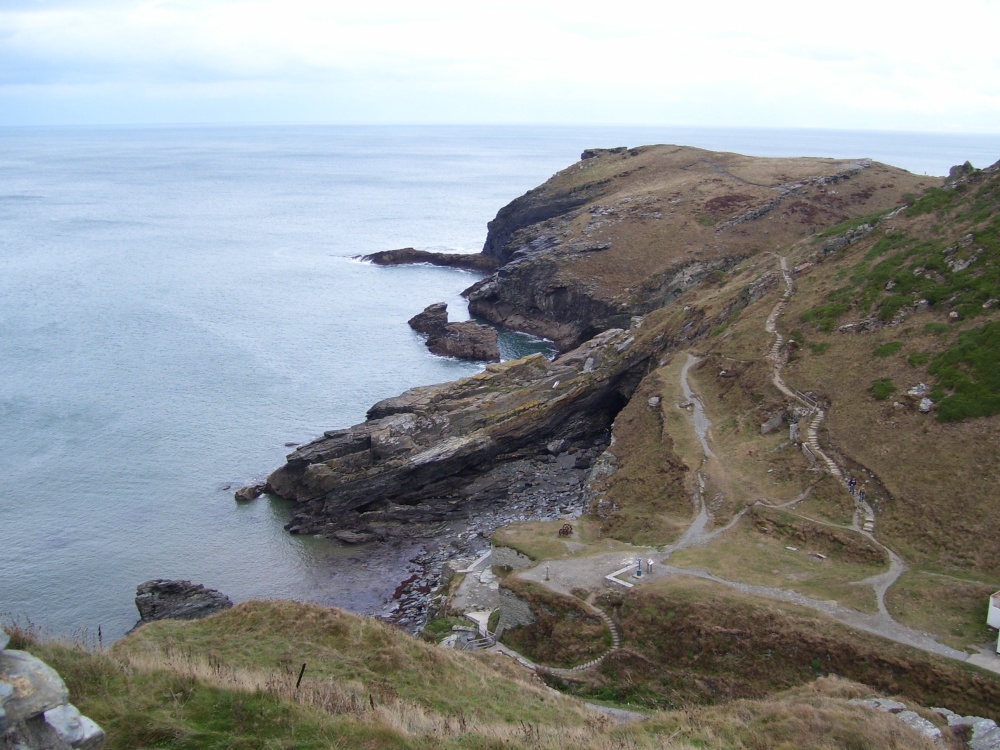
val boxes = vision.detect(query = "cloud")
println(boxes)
[1,0,999,130]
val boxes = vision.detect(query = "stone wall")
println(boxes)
[495,587,535,637]
[490,547,533,571]
[1,626,105,750]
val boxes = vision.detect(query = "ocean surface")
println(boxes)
[1,124,998,640]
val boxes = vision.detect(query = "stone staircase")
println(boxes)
[535,605,622,676]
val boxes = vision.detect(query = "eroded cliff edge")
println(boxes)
[465,145,936,350]
[266,325,656,536]
[252,144,937,537]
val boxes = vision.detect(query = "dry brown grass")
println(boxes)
[591,370,692,545]
[586,576,1000,719]
[549,147,936,300]
[669,516,883,614]
[886,569,1000,651]
[492,517,629,561]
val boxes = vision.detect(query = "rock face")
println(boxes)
[361,247,498,273]
[407,303,500,362]
[133,580,233,628]
[464,145,936,351]
[0,626,105,750]
[265,326,653,536]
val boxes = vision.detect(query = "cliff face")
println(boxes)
[466,145,937,351]
[265,326,654,534]
[253,144,946,547]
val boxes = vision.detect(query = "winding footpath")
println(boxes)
[481,255,998,679]
[656,256,974,664]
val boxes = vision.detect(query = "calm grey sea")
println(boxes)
[1,125,997,640]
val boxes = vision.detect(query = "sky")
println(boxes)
[1,0,999,131]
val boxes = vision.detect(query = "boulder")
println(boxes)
[133,579,233,628]
[408,303,449,335]
[408,303,500,362]
[0,645,105,750]
[234,483,264,502]
[760,411,785,435]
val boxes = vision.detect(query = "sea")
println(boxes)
[1,124,997,641]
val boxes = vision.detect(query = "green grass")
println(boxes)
[870,378,896,401]
[906,186,960,216]
[800,303,850,332]
[801,171,1000,333]
[874,342,903,358]
[928,321,1000,421]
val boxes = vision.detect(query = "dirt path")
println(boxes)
[478,255,998,676]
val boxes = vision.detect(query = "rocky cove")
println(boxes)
[237,144,940,632]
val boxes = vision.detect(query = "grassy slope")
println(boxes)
[582,577,1000,719]
[5,602,948,750]
[515,146,937,305]
[776,168,1000,575]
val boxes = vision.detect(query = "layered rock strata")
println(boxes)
[465,145,936,351]
[264,326,653,536]
[132,579,233,629]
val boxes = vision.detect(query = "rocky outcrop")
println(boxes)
[463,146,933,352]
[0,626,104,750]
[407,303,499,362]
[465,257,632,351]
[265,326,654,536]
[361,248,498,273]
[132,580,233,629]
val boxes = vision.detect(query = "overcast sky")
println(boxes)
[2,0,999,131]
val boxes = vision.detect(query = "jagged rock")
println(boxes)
[408,303,499,362]
[234,483,264,502]
[408,303,449,334]
[895,710,942,743]
[361,247,498,273]
[0,650,68,721]
[907,383,930,398]
[918,398,934,413]
[947,161,976,182]
[332,529,379,545]
[760,411,786,435]
[133,579,233,627]
[581,147,628,160]
[266,328,652,534]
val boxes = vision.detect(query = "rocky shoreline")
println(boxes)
[373,441,603,631]
[236,145,940,633]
